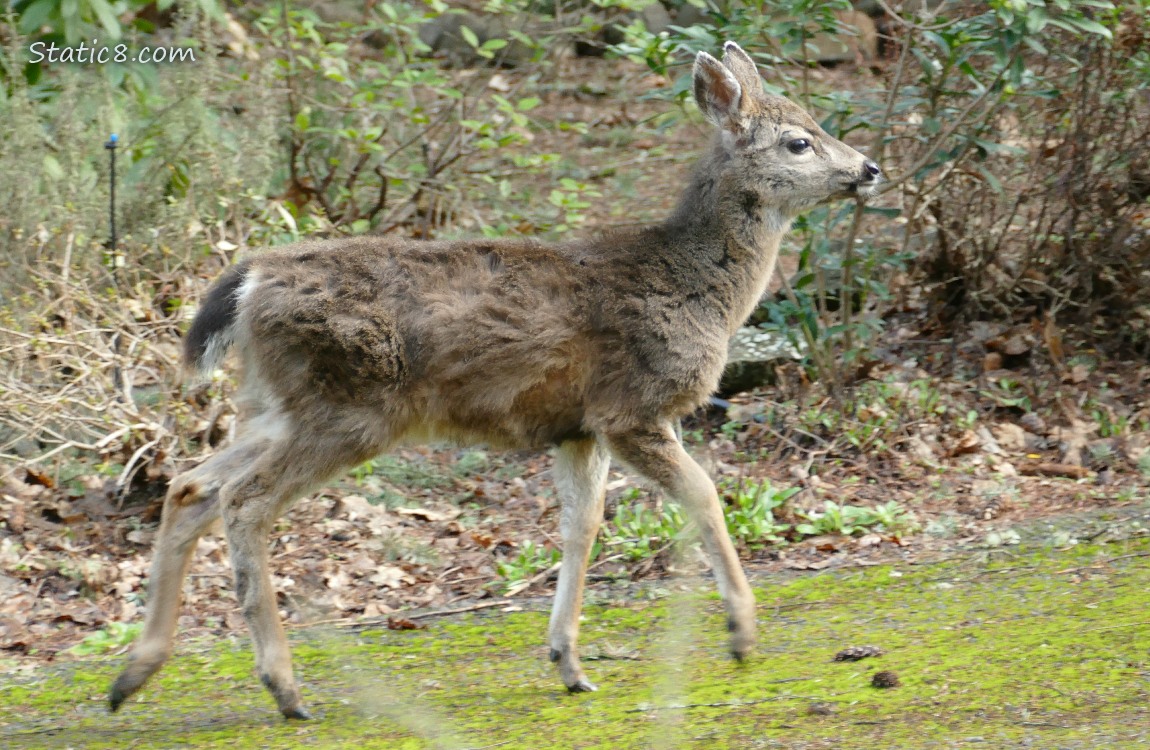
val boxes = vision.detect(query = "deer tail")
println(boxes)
[183,261,250,376]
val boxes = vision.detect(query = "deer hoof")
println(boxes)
[281,705,314,721]
[109,669,147,712]
[108,685,128,713]
[566,678,598,693]
[729,633,755,662]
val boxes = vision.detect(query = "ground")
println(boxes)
[4,504,1150,749]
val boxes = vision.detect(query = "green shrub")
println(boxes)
[611,0,1144,382]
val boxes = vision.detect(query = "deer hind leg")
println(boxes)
[218,435,372,720]
[110,440,267,712]
[547,438,610,693]
[606,423,756,660]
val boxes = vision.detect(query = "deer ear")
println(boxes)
[693,51,744,131]
[721,41,762,101]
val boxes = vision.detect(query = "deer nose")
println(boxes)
[863,160,882,180]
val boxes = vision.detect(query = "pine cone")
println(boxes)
[872,670,900,688]
[833,645,884,662]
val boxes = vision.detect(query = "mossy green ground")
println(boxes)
[5,536,1150,749]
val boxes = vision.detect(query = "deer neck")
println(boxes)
[663,138,788,334]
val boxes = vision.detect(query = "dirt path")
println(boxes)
[5,504,1150,749]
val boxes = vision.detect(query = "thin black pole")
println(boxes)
[104,133,118,264]
[104,133,127,406]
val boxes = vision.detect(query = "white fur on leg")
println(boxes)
[548,439,610,691]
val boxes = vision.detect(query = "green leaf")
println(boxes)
[42,154,64,180]
[89,0,122,38]
[506,29,537,48]
[1068,17,1112,39]
[459,25,479,49]
[18,0,55,34]
[977,165,1003,194]
[1022,34,1048,54]
[1024,6,1048,33]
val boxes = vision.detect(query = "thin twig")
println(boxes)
[298,599,516,629]
[878,48,1021,196]
[625,688,819,713]
[873,0,962,32]
[1055,551,1150,575]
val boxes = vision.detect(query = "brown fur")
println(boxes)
[109,42,881,719]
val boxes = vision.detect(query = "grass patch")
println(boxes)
[6,536,1150,748]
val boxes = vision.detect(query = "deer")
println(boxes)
[109,41,881,720]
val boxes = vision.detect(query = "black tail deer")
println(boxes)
[110,41,881,719]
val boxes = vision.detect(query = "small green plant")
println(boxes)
[722,479,797,549]
[793,377,952,455]
[546,177,602,233]
[256,4,566,238]
[795,500,917,537]
[1138,452,1150,479]
[981,378,1032,412]
[1089,441,1115,464]
[497,540,561,591]
[454,450,490,477]
[351,455,454,492]
[1092,408,1129,439]
[68,622,141,656]
[603,500,687,561]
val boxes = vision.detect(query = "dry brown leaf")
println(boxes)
[1066,363,1090,384]
[23,468,54,489]
[370,566,413,589]
[948,430,981,457]
[785,558,833,571]
[386,616,427,631]
[393,506,458,523]
[469,530,495,549]
[1053,419,1094,466]
[991,423,1028,452]
[1043,312,1064,366]
[338,495,386,519]
[987,325,1036,356]
[1018,463,1091,479]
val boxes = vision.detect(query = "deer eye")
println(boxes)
[787,138,812,154]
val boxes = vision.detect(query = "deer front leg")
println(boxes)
[606,423,756,660]
[548,437,610,692]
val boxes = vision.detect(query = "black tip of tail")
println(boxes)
[183,262,248,372]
